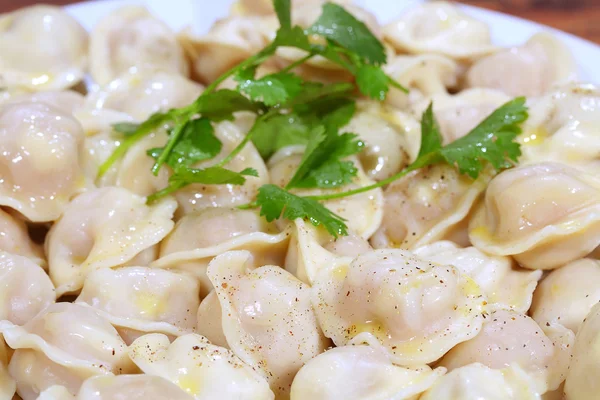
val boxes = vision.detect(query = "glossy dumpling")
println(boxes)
[196,290,228,348]
[269,148,383,239]
[154,208,289,296]
[420,363,543,400]
[383,1,495,60]
[469,162,600,270]
[90,6,188,86]
[114,116,269,216]
[564,302,600,400]
[207,251,329,398]
[466,33,576,97]
[85,69,202,120]
[0,208,45,265]
[342,101,417,181]
[440,309,574,392]
[75,267,200,344]
[0,5,88,91]
[1,90,84,116]
[384,54,459,110]
[38,375,195,400]
[411,88,511,143]
[531,258,600,334]
[129,333,274,400]
[178,17,270,84]
[0,303,135,399]
[46,187,177,296]
[414,241,541,313]
[312,249,486,366]
[0,251,55,326]
[519,83,600,167]
[0,338,15,399]
[0,101,88,222]
[371,164,489,249]
[284,218,371,285]
[290,344,445,400]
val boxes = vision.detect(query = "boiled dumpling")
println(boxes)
[383,1,496,60]
[196,290,228,348]
[0,5,88,91]
[207,251,329,398]
[371,164,489,249]
[85,69,202,120]
[154,208,289,296]
[90,6,189,86]
[342,101,417,181]
[75,267,200,344]
[531,258,600,334]
[384,54,459,110]
[466,33,577,97]
[0,208,45,265]
[440,309,573,392]
[411,88,511,143]
[469,162,600,270]
[420,363,543,400]
[312,249,486,366]
[0,303,135,399]
[38,375,195,400]
[0,338,15,399]
[178,17,271,84]
[268,148,383,239]
[284,218,370,285]
[290,344,444,400]
[1,90,84,116]
[414,241,541,313]
[129,333,274,400]
[519,83,600,168]
[0,251,55,326]
[46,187,177,296]
[564,302,600,400]
[0,101,89,222]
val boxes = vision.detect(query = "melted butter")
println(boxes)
[462,276,483,297]
[348,320,389,341]
[177,374,201,396]
[332,265,348,281]
[470,225,492,241]
[521,126,548,146]
[550,283,562,296]
[135,291,165,317]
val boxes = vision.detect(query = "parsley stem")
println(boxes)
[305,165,418,202]
[151,117,187,175]
[280,53,315,73]
[97,116,169,178]
[146,182,184,204]
[237,201,257,210]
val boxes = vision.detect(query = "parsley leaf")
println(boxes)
[308,3,386,65]
[286,127,364,189]
[251,112,311,158]
[147,118,222,169]
[356,65,390,101]
[192,89,264,121]
[256,184,348,237]
[169,166,255,186]
[235,69,304,106]
[438,97,527,178]
[415,103,443,160]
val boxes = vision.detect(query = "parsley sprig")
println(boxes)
[98,0,529,238]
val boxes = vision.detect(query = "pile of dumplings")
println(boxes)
[0,1,599,399]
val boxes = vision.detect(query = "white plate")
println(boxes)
[65,0,600,82]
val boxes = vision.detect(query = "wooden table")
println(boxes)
[1,0,599,44]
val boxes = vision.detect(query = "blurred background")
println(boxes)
[0,0,598,43]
